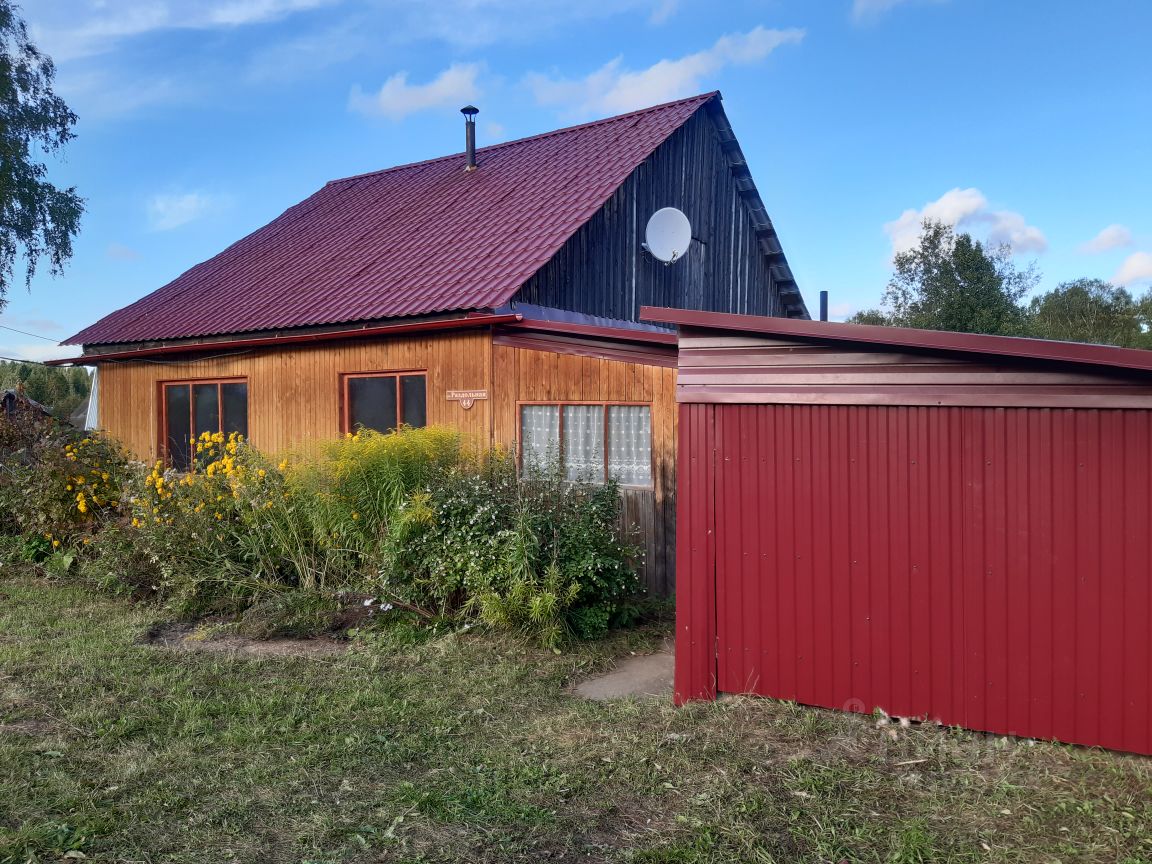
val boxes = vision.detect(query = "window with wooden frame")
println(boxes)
[160,378,248,471]
[518,402,653,488]
[341,371,427,434]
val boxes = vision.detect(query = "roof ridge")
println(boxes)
[327,91,718,186]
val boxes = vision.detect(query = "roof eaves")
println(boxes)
[641,306,1152,375]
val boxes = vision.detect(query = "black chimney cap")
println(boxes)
[460,105,479,119]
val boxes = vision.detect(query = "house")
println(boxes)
[54,92,807,595]
[1,388,52,421]
[649,305,1152,754]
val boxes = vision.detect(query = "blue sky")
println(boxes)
[3,0,1151,360]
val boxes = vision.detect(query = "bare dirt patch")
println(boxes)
[0,719,55,736]
[142,623,348,658]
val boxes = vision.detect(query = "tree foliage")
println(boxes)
[1027,278,1152,348]
[0,360,89,419]
[850,220,1038,336]
[0,0,83,310]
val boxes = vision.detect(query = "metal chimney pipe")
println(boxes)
[461,105,478,171]
[819,290,829,322]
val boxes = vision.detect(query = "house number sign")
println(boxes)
[446,389,488,410]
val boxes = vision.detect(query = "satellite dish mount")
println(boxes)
[643,207,693,265]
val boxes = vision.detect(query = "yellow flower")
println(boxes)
[215,512,223,520]
[352,512,360,520]
[277,460,288,472]
[52,539,60,548]
[257,469,266,478]
[66,484,73,491]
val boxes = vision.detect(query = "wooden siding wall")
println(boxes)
[491,343,678,596]
[513,108,786,323]
[676,329,1152,408]
[97,330,679,596]
[98,330,494,461]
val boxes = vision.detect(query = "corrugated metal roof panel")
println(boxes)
[643,306,1152,376]
[67,93,715,346]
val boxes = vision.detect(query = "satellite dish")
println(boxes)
[644,207,692,264]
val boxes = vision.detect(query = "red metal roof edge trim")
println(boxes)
[46,314,522,366]
[506,318,678,345]
[641,306,1152,375]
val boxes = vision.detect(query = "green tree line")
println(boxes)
[850,220,1152,348]
[1,360,90,419]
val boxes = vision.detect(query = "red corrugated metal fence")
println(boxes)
[675,401,1152,756]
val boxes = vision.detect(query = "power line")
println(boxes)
[0,356,50,365]
[0,323,58,342]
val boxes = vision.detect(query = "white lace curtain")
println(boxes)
[519,403,652,487]
[563,405,604,482]
[608,405,652,486]
[520,405,559,471]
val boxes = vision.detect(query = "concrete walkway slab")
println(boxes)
[575,641,674,700]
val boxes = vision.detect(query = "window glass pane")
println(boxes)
[608,405,652,487]
[400,375,426,428]
[563,405,604,483]
[520,405,559,472]
[164,385,192,472]
[221,383,248,439]
[193,383,219,440]
[348,375,397,433]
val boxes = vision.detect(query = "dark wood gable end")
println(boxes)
[513,97,807,324]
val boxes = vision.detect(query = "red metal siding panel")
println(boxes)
[673,402,717,704]
[692,402,1152,756]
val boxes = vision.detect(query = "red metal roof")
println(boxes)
[642,306,1152,375]
[67,93,716,346]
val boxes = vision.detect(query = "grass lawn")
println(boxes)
[1,573,1150,864]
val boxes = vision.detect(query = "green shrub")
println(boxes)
[383,454,640,647]
[7,423,642,646]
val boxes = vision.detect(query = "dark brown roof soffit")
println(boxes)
[704,98,809,320]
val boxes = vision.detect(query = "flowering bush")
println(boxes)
[6,421,641,645]
[0,409,129,552]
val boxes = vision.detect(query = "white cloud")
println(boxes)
[55,67,179,119]
[0,343,81,363]
[31,0,338,62]
[828,302,857,321]
[1114,252,1152,287]
[1079,224,1133,255]
[852,0,945,22]
[649,0,678,24]
[884,187,1047,258]
[526,25,805,118]
[106,243,142,261]
[146,192,218,231]
[349,63,483,121]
